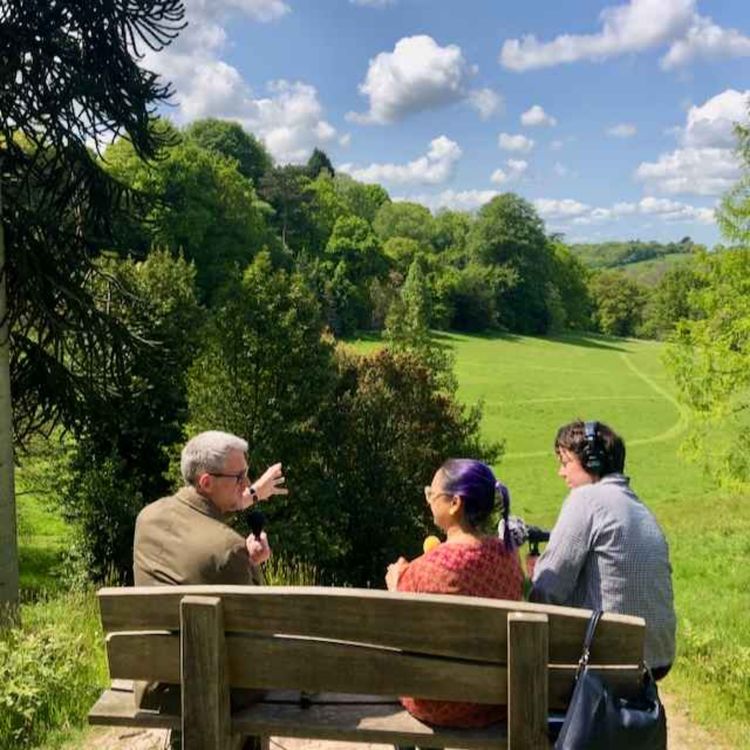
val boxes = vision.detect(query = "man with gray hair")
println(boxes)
[133,430,287,586]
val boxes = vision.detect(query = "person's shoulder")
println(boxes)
[135,493,177,524]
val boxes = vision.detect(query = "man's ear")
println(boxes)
[195,472,212,493]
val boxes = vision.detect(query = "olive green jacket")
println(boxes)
[132,486,262,711]
[133,485,261,586]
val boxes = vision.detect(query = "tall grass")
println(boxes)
[0,591,108,750]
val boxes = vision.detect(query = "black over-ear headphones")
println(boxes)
[582,421,605,474]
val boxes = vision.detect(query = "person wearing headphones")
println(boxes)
[530,420,676,680]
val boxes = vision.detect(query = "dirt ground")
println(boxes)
[79,690,730,750]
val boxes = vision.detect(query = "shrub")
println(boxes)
[0,591,106,749]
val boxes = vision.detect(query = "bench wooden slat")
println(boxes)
[105,631,643,709]
[98,586,645,664]
[90,687,508,749]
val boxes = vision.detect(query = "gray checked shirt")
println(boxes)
[531,474,676,668]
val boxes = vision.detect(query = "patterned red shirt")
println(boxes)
[397,537,523,728]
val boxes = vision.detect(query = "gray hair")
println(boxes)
[181,431,248,486]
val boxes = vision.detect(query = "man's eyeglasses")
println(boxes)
[208,469,249,485]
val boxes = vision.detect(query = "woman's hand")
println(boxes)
[385,557,410,591]
[243,462,287,506]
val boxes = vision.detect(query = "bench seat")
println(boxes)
[90,683,510,748]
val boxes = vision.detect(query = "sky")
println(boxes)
[142,0,750,246]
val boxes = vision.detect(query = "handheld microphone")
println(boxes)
[423,535,441,553]
[526,525,550,556]
[248,510,265,538]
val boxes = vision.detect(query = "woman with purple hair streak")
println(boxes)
[385,459,523,745]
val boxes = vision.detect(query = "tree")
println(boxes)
[259,165,319,253]
[184,118,273,187]
[0,0,185,621]
[385,257,431,351]
[666,248,750,486]
[306,148,335,179]
[549,241,593,331]
[334,174,389,223]
[62,250,203,582]
[373,201,435,246]
[319,348,498,584]
[467,194,555,333]
[589,271,648,337]
[105,135,273,301]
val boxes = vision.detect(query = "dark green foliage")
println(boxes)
[549,242,593,331]
[63,250,203,582]
[104,136,273,302]
[183,252,495,585]
[326,215,387,283]
[259,165,320,253]
[184,118,272,186]
[306,148,335,179]
[467,194,556,333]
[318,347,499,584]
[1,0,186,448]
[384,256,431,349]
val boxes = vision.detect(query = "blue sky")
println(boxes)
[144,0,750,245]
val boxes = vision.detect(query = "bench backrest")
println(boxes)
[98,586,646,748]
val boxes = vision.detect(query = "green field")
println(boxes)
[355,331,750,746]
[13,330,750,747]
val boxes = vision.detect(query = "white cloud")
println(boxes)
[550,139,565,151]
[607,123,637,138]
[553,162,570,177]
[535,196,714,227]
[521,105,557,127]
[141,2,346,164]
[490,159,528,185]
[534,198,592,219]
[499,0,750,73]
[339,136,462,185]
[661,15,750,69]
[347,35,477,124]
[500,0,695,71]
[187,0,290,24]
[468,88,504,120]
[395,189,499,212]
[350,0,396,6]
[498,132,534,153]
[635,89,747,196]
[681,89,749,148]
[635,146,740,196]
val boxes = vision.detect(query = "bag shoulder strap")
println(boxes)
[576,609,603,677]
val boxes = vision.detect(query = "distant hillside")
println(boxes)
[616,252,694,285]
[569,238,697,270]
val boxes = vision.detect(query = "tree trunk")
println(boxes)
[0,180,20,627]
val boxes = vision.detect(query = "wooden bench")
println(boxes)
[89,586,646,749]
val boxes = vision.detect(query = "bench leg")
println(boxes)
[507,612,549,750]
[180,596,233,750]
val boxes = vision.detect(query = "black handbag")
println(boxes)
[554,610,667,750]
